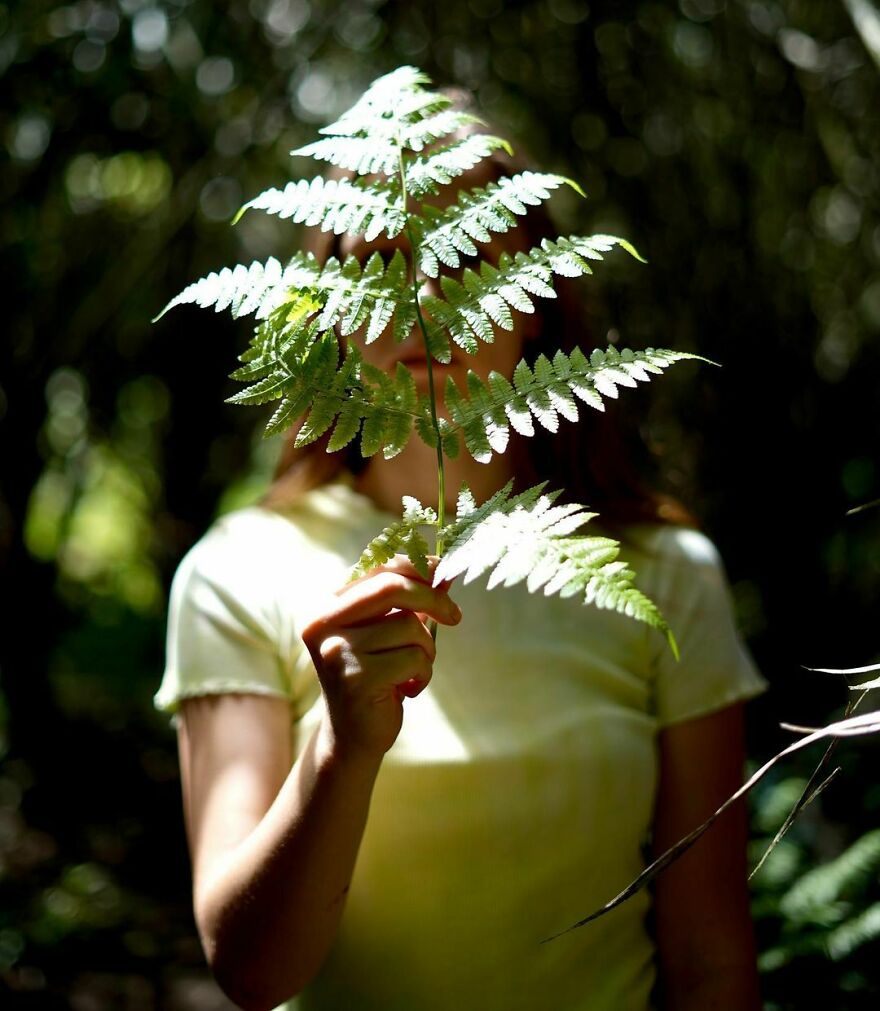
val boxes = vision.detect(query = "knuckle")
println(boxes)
[300,609,333,649]
[377,571,410,600]
[402,645,432,679]
[320,633,346,658]
[300,620,320,651]
[319,634,350,672]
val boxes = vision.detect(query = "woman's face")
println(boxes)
[335,170,540,406]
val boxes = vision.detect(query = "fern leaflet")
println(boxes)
[431,481,676,651]
[415,172,583,277]
[421,236,646,353]
[780,829,880,924]
[153,255,310,322]
[227,312,428,457]
[403,133,514,198]
[826,902,880,960]
[440,347,705,462]
[350,496,438,580]
[157,248,417,347]
[233,176,406,242]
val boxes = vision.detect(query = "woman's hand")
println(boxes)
[300,555,461,762]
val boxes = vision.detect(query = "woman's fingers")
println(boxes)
[318,632,432,682]
[307,570,460,641]
[346,553,434,589]
[346,553,457,593]
[297,555,461,759]
[357,610,437,663]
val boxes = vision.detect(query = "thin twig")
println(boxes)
[542,709,880,942]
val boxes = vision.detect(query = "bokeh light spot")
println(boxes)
[131,7,168,53]
[196,56,236,97]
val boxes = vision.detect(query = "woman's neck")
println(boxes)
[353,434,529,517]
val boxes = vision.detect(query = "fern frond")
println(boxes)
[420,235,644,352]
[442,347,703,462]
[415,172,582,278]
[319,66,437,138]
[291,67,482,174]
[291,134,401,177]
[398,110,485,152]
[780,829,880,925]
[309,249,412,341]
[315,66,468,151]
[826,902,880,960]
[404,134,514,198]
[155,245,419,349]
[350,495,438,580]
[154,256,284,322]
[233,176,406,242]
[227,315,429,458]
[433,482,674,649]
[153,251,336,323]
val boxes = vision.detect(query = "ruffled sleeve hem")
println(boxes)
[153,678,293,725]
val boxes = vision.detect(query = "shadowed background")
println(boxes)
[3,0,880,1007]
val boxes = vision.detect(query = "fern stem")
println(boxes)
[397,143,446,558]
[408,235,447,554]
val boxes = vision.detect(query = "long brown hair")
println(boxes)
[259,89,695,532]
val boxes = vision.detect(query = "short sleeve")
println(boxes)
[645,528,769,728]
[154,512,294,725]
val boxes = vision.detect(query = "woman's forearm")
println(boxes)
[196,719,383,1011]
[188,560,457,1010]
[662,962,762,1011]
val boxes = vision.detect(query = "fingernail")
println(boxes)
[398,678,426,698]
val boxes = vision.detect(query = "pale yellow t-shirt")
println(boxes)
[155,477,768,1011]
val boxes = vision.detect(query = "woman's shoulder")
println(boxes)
[180,504,294,571]
[178,479,379,576]
[616,522,728,582]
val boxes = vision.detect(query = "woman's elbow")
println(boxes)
[205,938,309,1011]
[196,903,310,1011]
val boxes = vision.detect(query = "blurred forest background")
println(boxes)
[3,0,880,1007]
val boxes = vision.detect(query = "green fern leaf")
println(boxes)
[154,252,331,323]
[415,172,580,278]
[404,134,514,199]
[420,235,644,352]
[234,176,406,242]
[350,494,438,580]
[433,481,674,648]
[327,398,365,452]
[455,484,478,519]
[154,256,284,322]
[225,314,424,459]
[780,829,880,925]
[442,347,705,461]
[319,66,437,137]
[292,135,401,177]
[826,902,880,961]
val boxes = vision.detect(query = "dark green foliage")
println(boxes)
[5,1,880,1006]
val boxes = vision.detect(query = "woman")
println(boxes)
[156,105,768,1011]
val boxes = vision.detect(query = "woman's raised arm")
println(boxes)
[176,555,461,1011]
